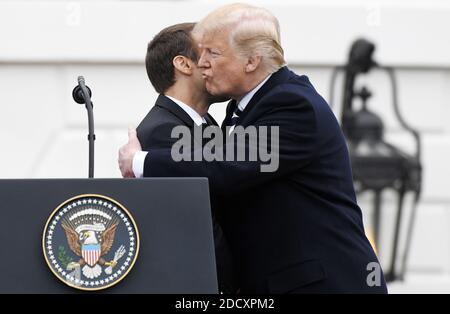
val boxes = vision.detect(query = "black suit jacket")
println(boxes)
[137,94,217,149]
[136,94,236,293]
[141,69,388,294]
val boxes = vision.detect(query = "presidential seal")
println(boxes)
[42,194,140,291]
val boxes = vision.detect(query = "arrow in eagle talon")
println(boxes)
[105,245,126,275]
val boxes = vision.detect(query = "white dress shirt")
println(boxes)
[132,96,206,178]
[166,95,207,126]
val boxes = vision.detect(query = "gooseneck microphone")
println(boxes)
[72,76,95,178]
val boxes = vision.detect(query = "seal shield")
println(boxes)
[42,194,140,291]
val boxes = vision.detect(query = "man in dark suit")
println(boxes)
[137,22,218,151]
[120,4,387,293]
[134,22,236,293]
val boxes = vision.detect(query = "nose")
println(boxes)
[197,50,210,69]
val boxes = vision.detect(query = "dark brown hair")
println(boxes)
[145,22,198,94]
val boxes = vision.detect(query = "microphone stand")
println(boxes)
[72,76,95,178]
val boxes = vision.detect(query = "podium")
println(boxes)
[0,178,218,293]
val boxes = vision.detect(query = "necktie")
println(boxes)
[229,105,243,126]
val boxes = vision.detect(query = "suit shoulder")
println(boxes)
[137,106,186,150]
[253,75,340,133]
[138,106,181,131]
[262,75,331,113]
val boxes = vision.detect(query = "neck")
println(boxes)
[165,83,210,117]
[234,70,271,102]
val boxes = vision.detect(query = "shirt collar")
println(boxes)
[236,74,272,111]
[165,95,206,126]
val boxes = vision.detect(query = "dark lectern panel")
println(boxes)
[0,178,217,293]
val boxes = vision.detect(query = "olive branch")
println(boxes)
[57,245,74,269]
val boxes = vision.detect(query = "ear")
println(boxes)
[172,55,194,75]
[244,55,262,73]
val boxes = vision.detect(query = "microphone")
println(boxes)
[72,76,92,104]
[72,76,95,178]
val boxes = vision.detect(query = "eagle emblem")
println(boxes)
[43,194,139,290]
[61,221,120,279]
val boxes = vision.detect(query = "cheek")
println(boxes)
[212,63,231,83]
[211,59,228,75]
[208,59,240,93]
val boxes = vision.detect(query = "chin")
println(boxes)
[206,85,218,96]
[206,84,226,98]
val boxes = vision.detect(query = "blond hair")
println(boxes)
[194,3,286,73]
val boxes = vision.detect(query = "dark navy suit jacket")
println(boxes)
[142,68,388,294]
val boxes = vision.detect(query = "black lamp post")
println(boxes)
[330,39,422,282]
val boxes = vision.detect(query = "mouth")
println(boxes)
[201,69,212,80]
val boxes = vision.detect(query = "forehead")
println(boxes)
[198,28,230,49]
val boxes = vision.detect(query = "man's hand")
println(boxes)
[118,127,142,178]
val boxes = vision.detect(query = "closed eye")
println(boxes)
[206,48,222,57]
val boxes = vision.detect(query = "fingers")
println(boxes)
[118,145,134,178]
[118,127,140,178]
[128,126,137,141]
[127,127,142,150]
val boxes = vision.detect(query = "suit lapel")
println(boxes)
[156,94,221,146]
[155,94,207,146]
[221,67,292,129]
[155,94,195,128]
[205,113,219,127]
[221,99,237,131]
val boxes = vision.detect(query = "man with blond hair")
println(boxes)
[119,3,388,294]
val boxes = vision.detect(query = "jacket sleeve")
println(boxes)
[143,91,318,195]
